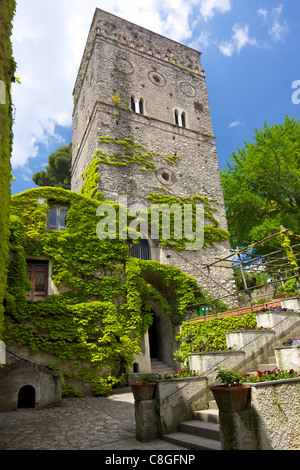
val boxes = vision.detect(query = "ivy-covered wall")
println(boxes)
[0,0,16,339]
[175,312,257,364]
[80,135,229,251]
[5,187,213,396]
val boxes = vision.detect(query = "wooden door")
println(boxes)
[26,262,48,301]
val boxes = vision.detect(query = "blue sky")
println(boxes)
[10,0,300,195]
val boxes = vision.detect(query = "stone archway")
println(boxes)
[146,306,178,371]
[18,385,36,408]
[129,267,182,376]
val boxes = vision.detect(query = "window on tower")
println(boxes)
[131,96,135,112]
[174,109,186,128]
[131,96,144,115]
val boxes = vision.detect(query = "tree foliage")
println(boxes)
[221,116,300,249]
[32,142,72,189]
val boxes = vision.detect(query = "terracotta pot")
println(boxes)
[130,382,156,401]
[210,384,250,412]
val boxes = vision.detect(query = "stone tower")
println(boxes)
[72,8,236,306]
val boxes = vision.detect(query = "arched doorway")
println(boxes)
[18,385,36,409]
[147,310,177,372]
[148,315,159,359]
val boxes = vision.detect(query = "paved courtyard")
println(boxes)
[0,388,184,451]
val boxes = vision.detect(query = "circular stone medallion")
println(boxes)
[148,70,166,87]
[180,82,197,97]
[115,57,134,74]
[155,168,177,186]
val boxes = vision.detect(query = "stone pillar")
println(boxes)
[218,409,260,450]
[134,399,159,442]
[0,341,5,364]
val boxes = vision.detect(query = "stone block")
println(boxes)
[0,341,5,365]
[273,345,300,370]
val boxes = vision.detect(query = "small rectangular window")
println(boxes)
[59,209,67,228]
[48,207,67,230]
[139,99,144,115]
[48,208,57,228]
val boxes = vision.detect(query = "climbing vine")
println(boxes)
[0,0,16,338]
[146,190,229,250]
[175,312,257,364]
[80,136,228,250]
[279,230,299,272]
[80,136,179,199]
[5,187,211,396]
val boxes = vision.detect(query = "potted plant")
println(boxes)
[209,366,250,412]
[130,374,157,401]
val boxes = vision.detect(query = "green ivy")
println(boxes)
[175,312,257,363]
[146,190,229,250]
[80,136,180,199]
[0,0,16,338]
[5,187,211,396]
[79,137,229,250]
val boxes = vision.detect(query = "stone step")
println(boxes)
[255,363,277,371]
[162,432,222,450]
[151,364,174,370]
[194,408,219,424]
[162,398,221,450]
[247,357,278,375]
[208,399,218,410]
[179,420,220,441]
[161,353,278,450]
[151,359,175,374]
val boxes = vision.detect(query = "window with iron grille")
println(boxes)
[133,239,151,260]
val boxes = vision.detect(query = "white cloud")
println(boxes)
[219,24,257,57]
[219,42,234,57]
[269,4,288,42]
[268,19,288,42]
[257,4,288,43]
[199,0,231,21]
[228,120,241,128]
[189,30,214,51]
[273,4,283,17]
[258,8,268,19]
[11,0,198,169]
[11,0,91,168]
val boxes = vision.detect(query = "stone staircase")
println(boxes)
[247,355,277,375]
[163,399,221,450]
[162,354,278,450]
[151,358,175,375]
